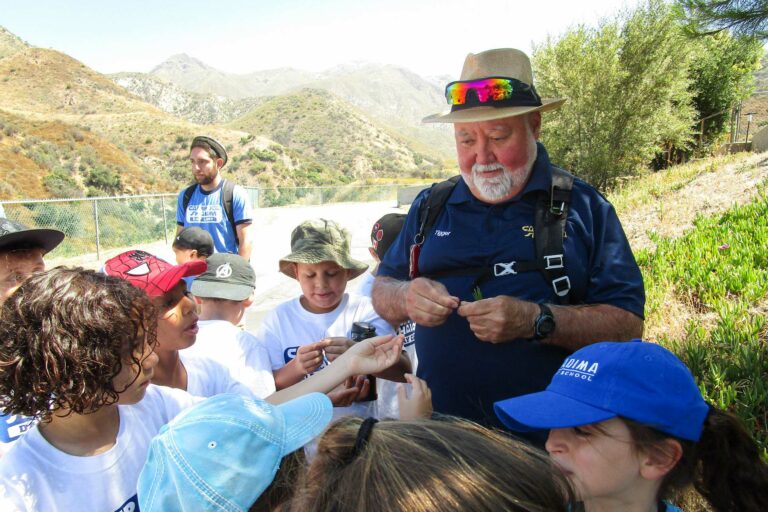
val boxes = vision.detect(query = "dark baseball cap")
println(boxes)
[370,213,406,260]
[173,227,214,257]
[191,253,255,301]
[103,250,207,297]
[0,218,65,253]
[191,136,227,166]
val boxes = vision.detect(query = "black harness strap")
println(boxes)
[411,168,574,304]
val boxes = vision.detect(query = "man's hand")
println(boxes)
[405,277,460,327]
[457,295,538,343]
[294,340,331,375]
[326,376,369,407]
[396,373,433,420]
[322,337,353,363]
[340,334,404,376]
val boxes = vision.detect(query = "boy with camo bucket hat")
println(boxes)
[278,218,368,279]
[259,218,411,419]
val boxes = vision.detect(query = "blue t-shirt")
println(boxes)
[176,180,252,254]
[378,143,645,431]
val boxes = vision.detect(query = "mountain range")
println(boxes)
[0,26,454,200]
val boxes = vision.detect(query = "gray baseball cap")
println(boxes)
[191,253,255,301]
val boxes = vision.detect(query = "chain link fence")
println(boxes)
[0,184,403,262]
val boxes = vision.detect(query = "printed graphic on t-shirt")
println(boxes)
[399,320,416,348]
[1,414,33,443]
[114,494,139,512]
[186,204,223,224]
[284,347,298,363]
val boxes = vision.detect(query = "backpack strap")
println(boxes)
[181,180,239,246]
[182,184,197,214]
[534,166,574,304]
[221,179,238,246]
[409,176,461,278]
[409,168,575,304]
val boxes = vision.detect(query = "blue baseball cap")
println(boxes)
[138,392,333,512]
[494,340,709,441]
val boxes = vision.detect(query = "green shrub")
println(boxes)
[637,189,768,461]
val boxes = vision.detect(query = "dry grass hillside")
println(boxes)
[0,26,28,59]
[609,151,768,372]
[229,89,445,180]
[0,40,362,199]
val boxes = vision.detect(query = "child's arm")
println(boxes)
[273,340,331,390]
[373,352,411,383]
[266,334,404,405]
[397,373,433,420]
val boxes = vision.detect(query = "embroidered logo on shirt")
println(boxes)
[523,225,534,238]
[435,230,451,237]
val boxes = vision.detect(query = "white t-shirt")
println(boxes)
[183,320,276,398]
[353,271,418,419]
[0,385,199,512]
[376,318,417,419]
[259,293,395,418]
[179,352,255,398]
[355,270,376,297]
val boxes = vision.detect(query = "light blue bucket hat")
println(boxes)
[138,392,332,511]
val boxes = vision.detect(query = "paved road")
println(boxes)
[48,199,409,332]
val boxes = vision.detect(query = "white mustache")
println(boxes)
[472,163,506,173]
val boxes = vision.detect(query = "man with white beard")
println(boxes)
[372,48,644,442]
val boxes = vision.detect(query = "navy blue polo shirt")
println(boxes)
[378,143,644,430]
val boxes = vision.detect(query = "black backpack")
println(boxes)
[410,168,574,304]
[181,179,238,245]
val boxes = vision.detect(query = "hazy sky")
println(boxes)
[2,0,639,76]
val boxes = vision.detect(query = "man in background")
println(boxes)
[176,136,253,259]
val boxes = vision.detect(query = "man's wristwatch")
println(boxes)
[533,303,556,340]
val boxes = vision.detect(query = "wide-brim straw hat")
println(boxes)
[423,48,565,124]
[279,219,368,280]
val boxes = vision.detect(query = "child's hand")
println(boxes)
[322,336,353,363]
[326,375,370,407]
[341,334,404,376]
[397,373,433,420]
[295,340,331,375]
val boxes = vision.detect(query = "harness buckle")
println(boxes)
[552,276,571,297]
[493,261,517,277]
[544,254,564,270]
[550,201,566,216]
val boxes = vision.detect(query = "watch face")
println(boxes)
[535,309,556,339]
[537,316,555,336]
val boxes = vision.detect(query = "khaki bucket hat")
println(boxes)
[279,219,368,280]
[423,48,565,124]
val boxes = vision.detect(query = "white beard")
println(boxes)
[467,136,538,202]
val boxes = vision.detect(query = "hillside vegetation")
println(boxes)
[228,89,445,180]
[1,30,427,199]
[608,151,768,469]
[148,54,455,157]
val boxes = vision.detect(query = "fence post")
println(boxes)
[93,198,101,260]
[161,195,169,245]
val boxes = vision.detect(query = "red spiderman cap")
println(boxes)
[103,250,207,297]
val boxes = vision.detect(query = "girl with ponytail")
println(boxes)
[494,340,768,512]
